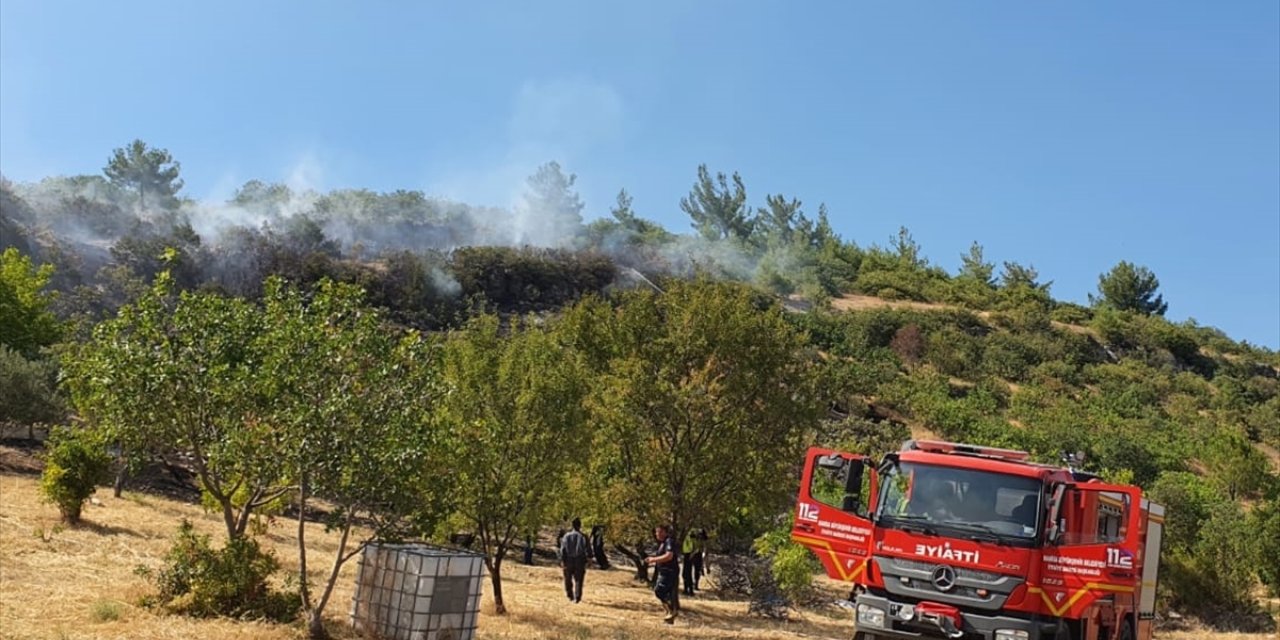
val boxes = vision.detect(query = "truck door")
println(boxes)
[791,447,877,584]
[1036,482,1143,620]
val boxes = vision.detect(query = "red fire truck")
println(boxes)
[792,440,1165,640]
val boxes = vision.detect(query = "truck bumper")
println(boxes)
[853,593,1057,640]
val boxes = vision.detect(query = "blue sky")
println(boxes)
[2,1,1277,347]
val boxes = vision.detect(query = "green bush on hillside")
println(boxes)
[138,520,298,621]
[39,427,112,524]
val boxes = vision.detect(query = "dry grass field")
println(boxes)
[0,460,1274,640]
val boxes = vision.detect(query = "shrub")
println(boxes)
[448,246,616,312]
[90,600,123,622]
[138,520,298,621]
[981,333,1040,381]
[1050,302,1092,326]
[925,326,983,379]
[753,518,820,602]
[39,427,112,524]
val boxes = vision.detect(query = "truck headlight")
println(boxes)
[857,603,885,628]
[995,630,1029,640]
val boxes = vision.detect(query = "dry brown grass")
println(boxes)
[830,294,954,314]
[2,471,1275,640]
[0,471,857,640]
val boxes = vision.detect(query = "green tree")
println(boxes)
[560,279,817,601]
[440,315,590,614]
[64,272,287,540]
[606,189,672,243]
[258,279,453,638]
[890,226,925,269]
[103,139,184,210]
[958,241,995,286]
[0,248,62,356]
[757,194,808,248]
[1253,496,1280,597]
[999,261,1050,292]
[1091,261,1168,316]
[0,346,66,434]
[680,165,753,242]
[1203,433,1271,500]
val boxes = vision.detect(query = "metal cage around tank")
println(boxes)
[350,543,485,640]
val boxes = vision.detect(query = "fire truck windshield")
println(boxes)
[876,461,1043,546]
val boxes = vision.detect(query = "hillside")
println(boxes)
[3,153,1279,637]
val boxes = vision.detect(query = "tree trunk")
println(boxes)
[307,610,328,640]
[111,443,126,498]
[297,475,312,613]
[307,515,354,639]
[486,557,507,615]
[615,542,650,582]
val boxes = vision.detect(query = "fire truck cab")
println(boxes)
[792,440,1164,640]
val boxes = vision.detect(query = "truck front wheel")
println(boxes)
[1117,619,1133,640]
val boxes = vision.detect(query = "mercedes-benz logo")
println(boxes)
[931,565,957,592]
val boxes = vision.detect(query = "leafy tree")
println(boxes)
[64,272,286,540]
[1091,260,1168,316]
[258,279,453,638]
[1202,433,1271,500]
[680,165,753,242]
[0,346,66,433]
[103,139,184,209]
[1253,497,1280,597]
[560,279,817,605]
[440,315,590,614]
[0,248,62,356]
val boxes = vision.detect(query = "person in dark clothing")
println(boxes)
[590,525,611,569]
[559,518,589,603]
[522,533,535,565]
[645,524,679,624]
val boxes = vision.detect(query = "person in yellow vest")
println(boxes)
[681,531,705,596]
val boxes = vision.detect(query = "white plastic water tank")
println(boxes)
[350,543,485,640]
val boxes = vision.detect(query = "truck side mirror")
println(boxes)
[844,459,864,497]
[1044,483,1068,545]
[1045,519,1063,545]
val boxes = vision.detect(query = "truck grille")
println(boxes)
[874,556,1024,612]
